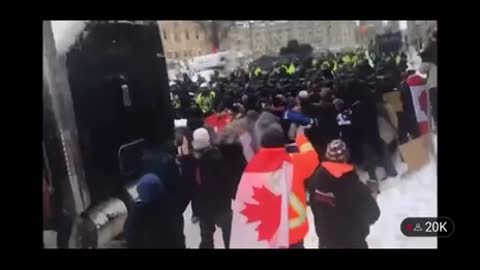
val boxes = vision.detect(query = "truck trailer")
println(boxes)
[43,20,174,248]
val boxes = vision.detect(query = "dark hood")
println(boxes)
[142,147,180,191]
[137,173,166,203]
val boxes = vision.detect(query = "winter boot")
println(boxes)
[366,179,380,198]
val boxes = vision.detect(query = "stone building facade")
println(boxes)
[159,20,359,60]
[158,20,213,60]
[223,21,359,58]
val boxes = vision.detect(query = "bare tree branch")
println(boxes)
[194,20,236,50]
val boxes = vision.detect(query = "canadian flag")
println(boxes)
[407,74,430,135]
[230,147,293,248]
[204,112,231,133]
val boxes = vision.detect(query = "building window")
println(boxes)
[185,31,190,40]
[196,32,199,40]
[184,51,189,57]
[174,33,180,42]
[167,52,172,58]
[174,52,179,59]
[198,50,202,56]
[163,30,168,40]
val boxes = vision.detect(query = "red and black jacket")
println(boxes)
[306,161,380,248]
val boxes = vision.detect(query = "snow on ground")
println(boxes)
[357,135,437,249]
[43,230,57,248]
[183,204,226,248]
[292,156,436,249]
[367,159,437,248]
[407,46,423,72]
[184,135,438,249]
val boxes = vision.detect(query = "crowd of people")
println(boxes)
[123,32,437,249]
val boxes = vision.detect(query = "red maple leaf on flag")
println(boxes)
[419,90,429,116]
[240,185,282,242]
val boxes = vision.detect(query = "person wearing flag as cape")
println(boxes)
[230,113,318,248]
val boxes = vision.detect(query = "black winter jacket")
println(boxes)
[193,147,232,217]
[306,161,380,248]
[124,197,186,248]
[142,146,190,214]
[351,98,381,145]
[217,142,247,199]
[305,104,340,156]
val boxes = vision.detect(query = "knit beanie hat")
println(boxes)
[192,128,211,150]
[325,139,349,162]
[260,122,286,148]
[298,90,309,100]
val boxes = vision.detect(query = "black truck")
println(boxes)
[43,21,173,248]
[375,31,403,55]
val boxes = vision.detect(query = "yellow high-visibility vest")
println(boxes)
[342,55,351,64]
[287,63,296,75]
[196,91,216,113]
[352,55,358,64]
[254,67,262,77]
[395,55,401,64]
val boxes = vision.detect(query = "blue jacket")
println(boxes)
[284,110,312,126]
[124,172,186,248]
